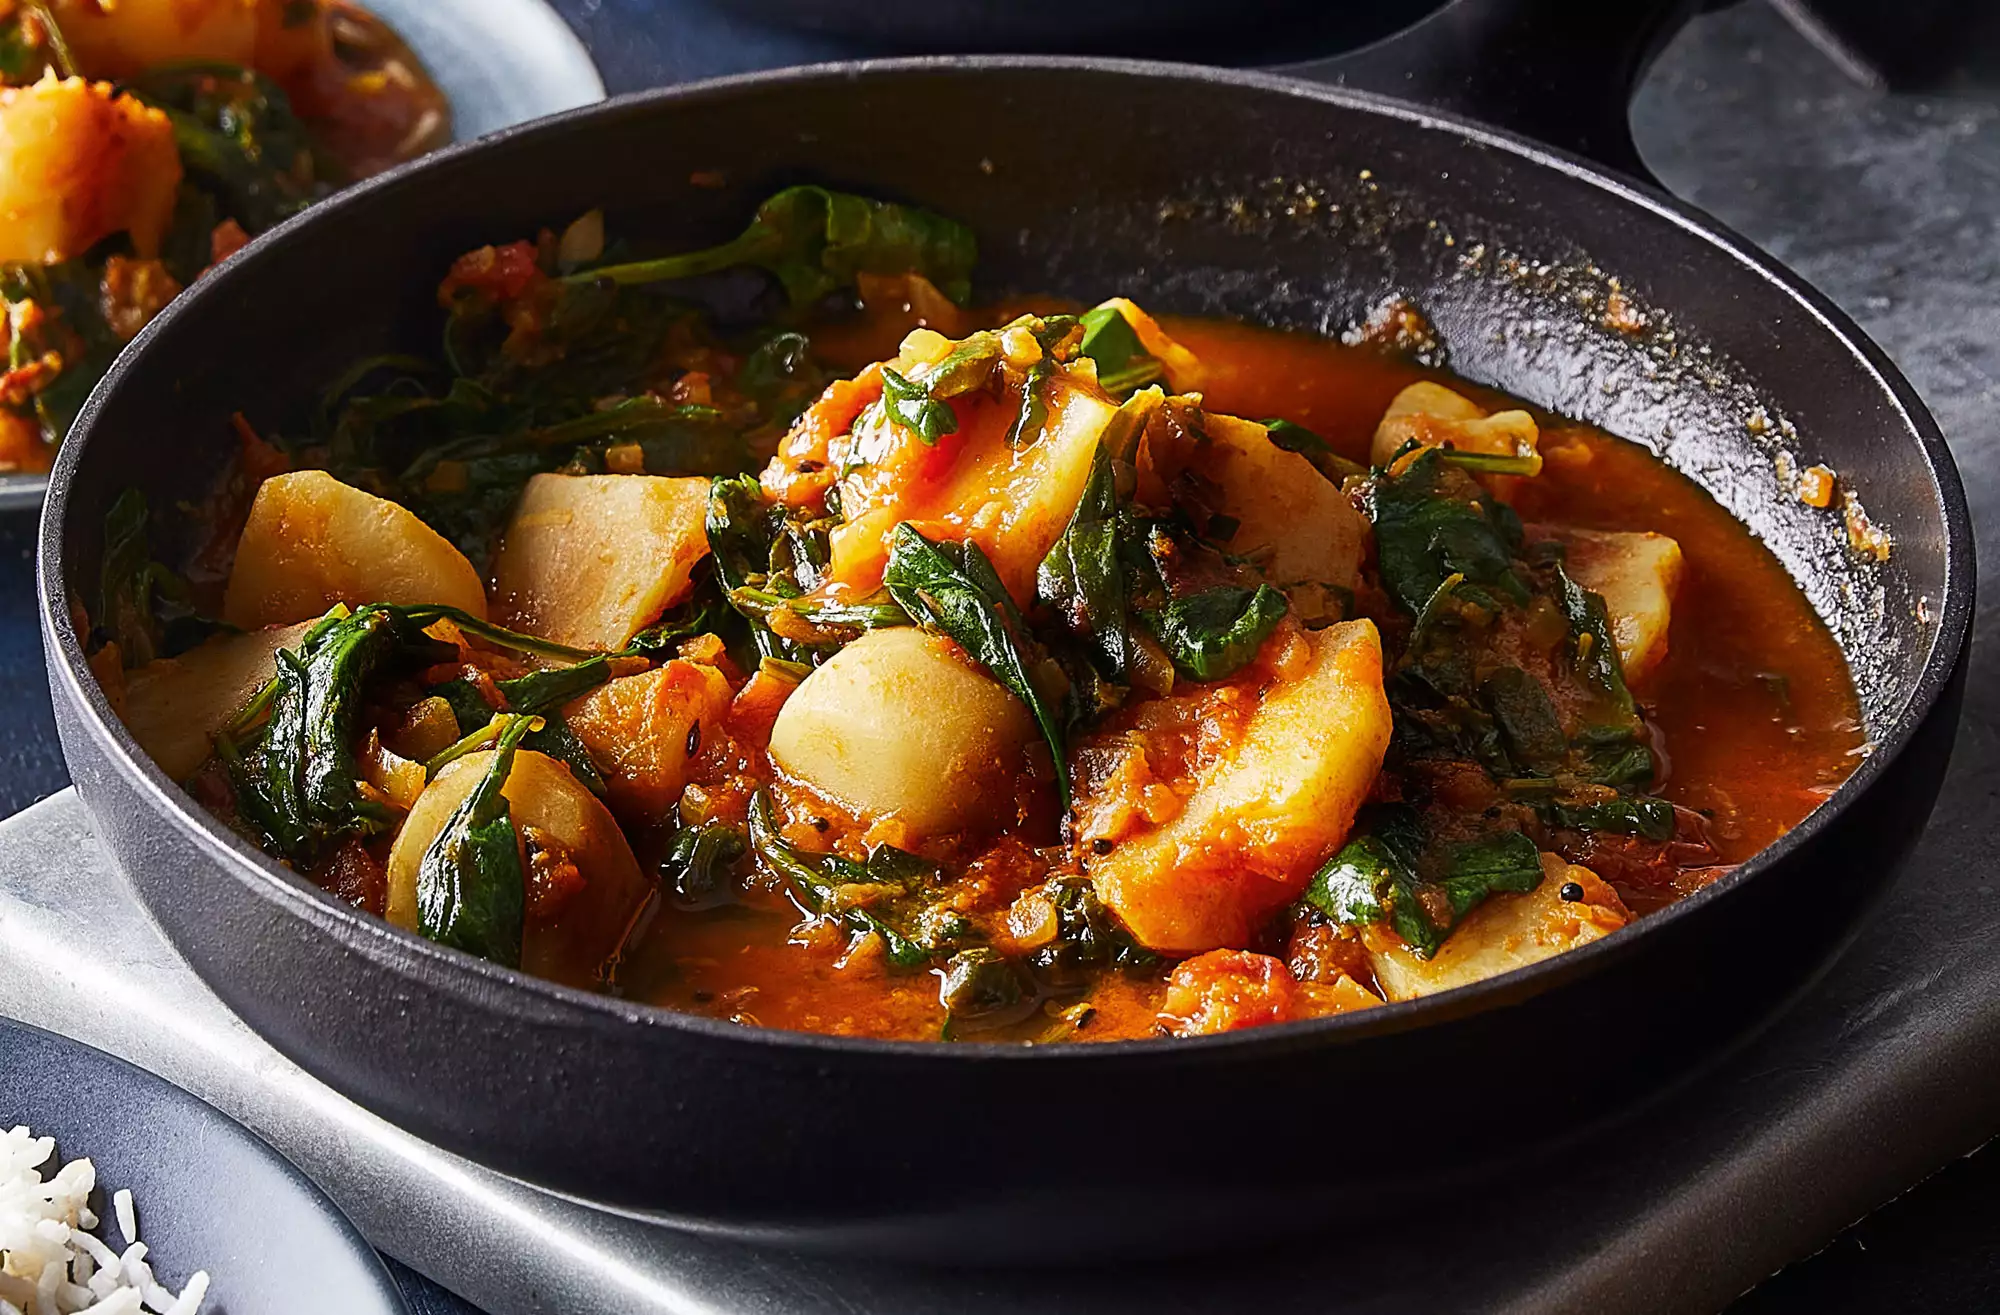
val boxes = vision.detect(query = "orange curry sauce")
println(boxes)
[616,312,1866,1042]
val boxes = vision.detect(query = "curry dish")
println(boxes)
[88,190,1866,1041]
[0,0,449,472]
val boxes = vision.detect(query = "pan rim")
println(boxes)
[39,53,1975,1065]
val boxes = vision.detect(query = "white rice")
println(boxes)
[0,1127,209,1315]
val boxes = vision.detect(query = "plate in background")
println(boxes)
[0,0,605,512]
[2,1016,410,1314]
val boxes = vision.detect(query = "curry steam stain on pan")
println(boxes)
[0,0,604,513]
[0,1016,410,1315]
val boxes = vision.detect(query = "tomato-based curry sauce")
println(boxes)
[616,312,1864,1041]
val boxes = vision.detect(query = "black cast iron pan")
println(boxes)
[36,0,1972,1262]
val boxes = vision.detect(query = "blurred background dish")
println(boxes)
[0,0,601,512]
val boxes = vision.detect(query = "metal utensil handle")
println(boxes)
[1286,0,1703,181]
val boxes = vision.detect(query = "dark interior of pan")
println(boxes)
[39,62,1970,1259]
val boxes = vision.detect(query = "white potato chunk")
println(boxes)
[386,749,648,987]
[0,74,181,264]
[1366,854,1632,1003]
[1370,381,1540,471]
[52,0,259,79]
[118,622,310,779]
[768,627,1034,837]
[1536,526,1685,685]
[490,474,711,652]
[1193,414,1369,590]
[1087,620,1392,953]
[222,470,488,629]
[564,660,736,822]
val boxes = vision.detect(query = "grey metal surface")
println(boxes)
[0,0,604,513]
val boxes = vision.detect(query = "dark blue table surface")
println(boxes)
[7,2,1998,1311]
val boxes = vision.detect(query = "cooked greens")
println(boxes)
[4,258,124,445]
[1304,809,1545,959]
[90,490,223,668]
[567,185,977,310]
[222,605,446,863]
[1076,304,1163,397]
[879,366,958,444]
[884,523,1071,810]
[747,792,962,971]
[660,820,749,911]
[415,713,535,967]
[128,64,324,234]
[1331,444,1674,931]
[1144,583,1288,682]
[1036,445,1133,683]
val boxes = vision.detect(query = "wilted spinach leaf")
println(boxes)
[3,258,121,443]
[1023,876,1156,988]
[1305,812,1545,958]
[416,713,535,967]
[1036,445,1133,682]
[570,186,977,310]
[661,819,749,911]
[1551,795,1675,841]
[879,366,957,444]
[128,64,323,236]
[1481,665,1567,773]
[91,490,225,668]
[1366,448,1529,616]
[225,605,449,862]
[1077,305,1163,397]
[1006,359,1056,449]
[495,656,614,714]
[1555,562,1641,731]
[884,523,1070,810]
[747,792,961,969]
[1262,418,1367,484]
[1143,583,1287,682]
[937,947,1034,1028]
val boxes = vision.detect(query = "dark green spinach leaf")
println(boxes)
[227,605,447,862]
[937,947,1034,1028]
[91,490,225,668]
[1077,305,1163,397]
[415,713,534,967]
[567,186,977,310]
[1551,795,1675,841]
[1005,359,1056,450]
[1366,448,1529,616]
[1143,583,1287,682]
[1036,445,1133,682]
[1023,876,1156,989]
[883,523,1070,809]
[879,367,957,444]
[747,792,955,970]
[1304,816,1545,959]
[128,64,322,236]
[661,820,749,911]
[1262,418,1367,483]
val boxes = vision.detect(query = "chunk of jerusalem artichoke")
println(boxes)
[1085,620,1392,953]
